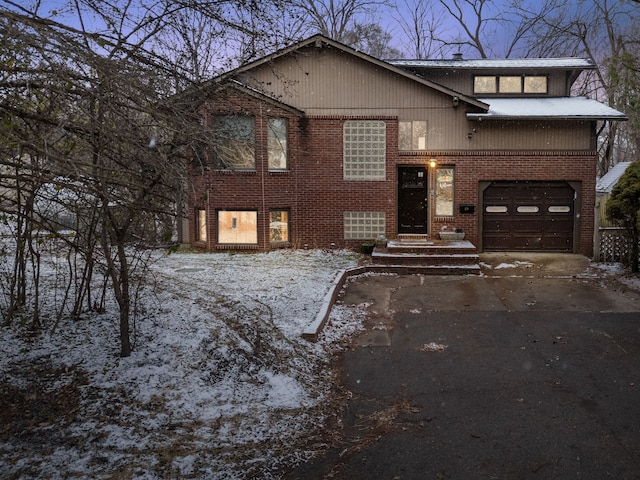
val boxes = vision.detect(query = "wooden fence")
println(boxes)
[594,227,638,264]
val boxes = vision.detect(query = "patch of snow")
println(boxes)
[494,261,534,269]
[417,342,448,352]
[590,261,640,292]
[0,248,364,479]
[470,97,626,120]
[389,57,594,69]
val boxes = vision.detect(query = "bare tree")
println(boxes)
[526,0,640,175]
[290,0,387,42]
[342,22,401,58]
[392,0,563,59]
[433,0,565,58]
[393,0,449,59]
[0,0,283,356]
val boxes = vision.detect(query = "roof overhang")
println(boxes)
[389,58,596,70]
[208,34,487,110]
[466,97,628,121]
[389,58,594,87]
[226,80,305,116]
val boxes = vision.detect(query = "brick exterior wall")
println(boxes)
[188,90,597,256]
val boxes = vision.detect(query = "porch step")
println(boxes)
[370,238,480,274]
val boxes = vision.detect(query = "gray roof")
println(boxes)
[596,162,633,194]
[466,97,627,121]
[388,58,595,69]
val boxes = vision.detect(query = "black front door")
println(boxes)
[398,166,428,234]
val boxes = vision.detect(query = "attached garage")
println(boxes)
[482,181,576,252]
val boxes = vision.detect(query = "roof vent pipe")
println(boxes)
[452,52,463,60]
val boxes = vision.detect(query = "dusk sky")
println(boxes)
[13,0,638,62]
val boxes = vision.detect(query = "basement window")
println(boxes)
[217,210,258,244]
[196,208,207,242]
[344,211,385,240]
[270,209,290,243]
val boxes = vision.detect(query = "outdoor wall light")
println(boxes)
[429,158,437,168]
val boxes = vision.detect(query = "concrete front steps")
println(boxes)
[370,236,481,275]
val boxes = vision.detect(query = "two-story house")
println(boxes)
[186,34,625,256]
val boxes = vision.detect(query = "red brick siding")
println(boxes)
[188,93,597,256]
[430,151,596,256]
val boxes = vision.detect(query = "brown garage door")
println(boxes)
[483,181,575,251]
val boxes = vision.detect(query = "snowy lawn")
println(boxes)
[0,249,367,479]
[1,246,638,479]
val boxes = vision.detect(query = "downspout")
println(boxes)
[207,187,212,252]
[260,108,267,250]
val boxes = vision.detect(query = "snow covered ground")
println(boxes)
[1,245,638,479]
[0,249,367,479]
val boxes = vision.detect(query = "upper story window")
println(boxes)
[267,118,288,170]
[343,120,386,180]
[474,75,547,95]
[399,121,427,151]
[523,76,548,93]
[213,115,255,169]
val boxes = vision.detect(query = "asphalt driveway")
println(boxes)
[286,254,640,480]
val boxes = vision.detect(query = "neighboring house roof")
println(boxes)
[466,97,628,121]
[596,162,633,194]
[207,34,489,111]
[388,58,596,69]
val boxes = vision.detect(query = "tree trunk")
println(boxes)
[631,226,639,273]
[115,242,132,357]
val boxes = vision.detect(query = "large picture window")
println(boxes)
[435,167,454,217]
[268,118,288,170]
[399,121,427,151]
[343,120,386,180]
[217,210,258,244]
[213,115,255,169]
